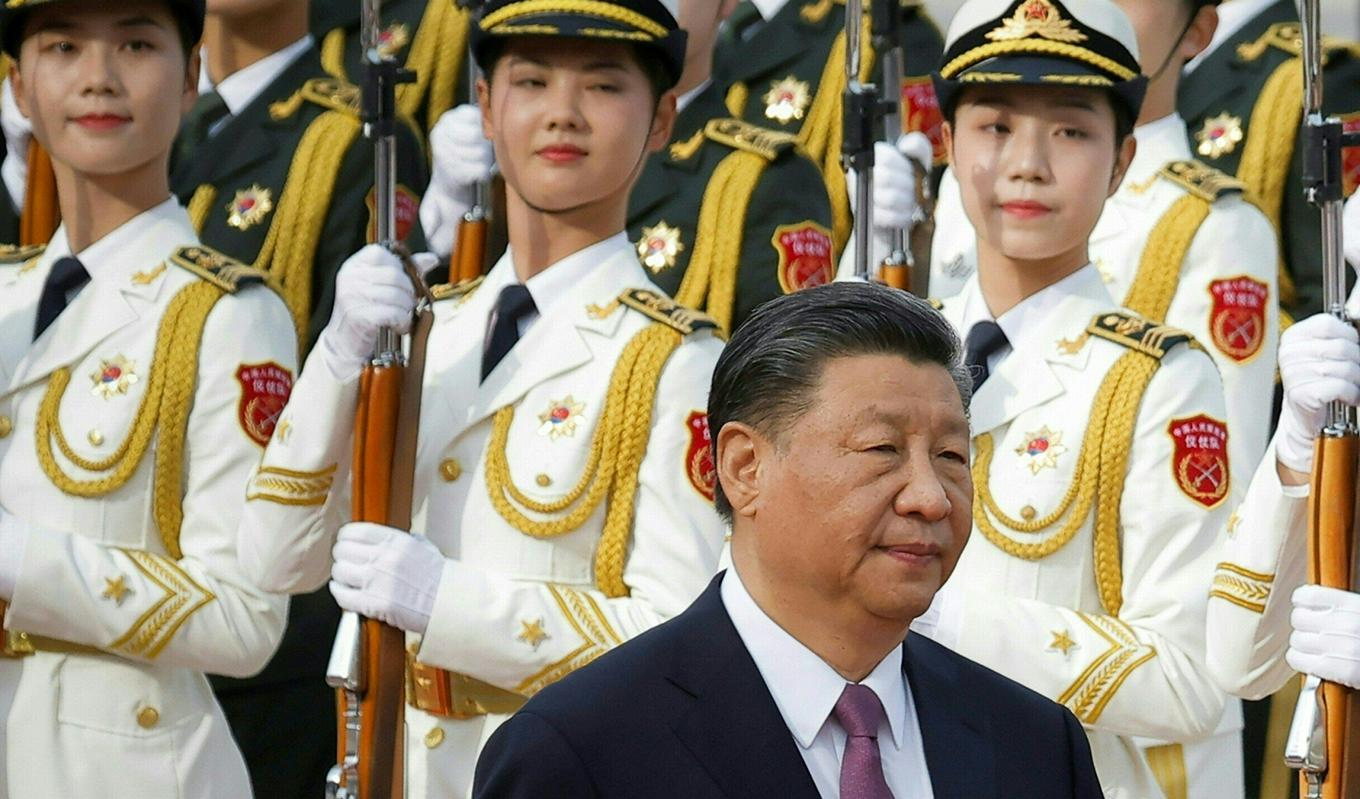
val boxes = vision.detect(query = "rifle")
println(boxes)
[451,0,490,285]
[841,0,891,282]
[325,2,428,797]
[19,140,58,246]
[868,0,909,291]
[1284,2,1360,797]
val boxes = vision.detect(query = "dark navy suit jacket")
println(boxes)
[473,574,1103,798]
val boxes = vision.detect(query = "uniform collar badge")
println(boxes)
[538,396,586,440]
[226,185,275,231]
[637,222,684,273]
[90,355,139,399]
[1194,113,1243,159]
[763,76,811,124]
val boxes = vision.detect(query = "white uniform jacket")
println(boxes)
[238,234,727,798]
[930,114,1278,482]
[934,269,1229,799]
[0,199,295,798]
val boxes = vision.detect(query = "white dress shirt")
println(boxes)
[721,568,935,799]
[956,265,1101,376]
[502,232,632,336]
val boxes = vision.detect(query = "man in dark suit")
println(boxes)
[473,281,1103,798]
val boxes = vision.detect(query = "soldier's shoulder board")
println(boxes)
[703,118,801,161]
[431,275,484,303]
[1157,160,1246,203]
[269,77,361,121]
[0,243,45,265]
[1235,22,1360,64]
[1087,312,1199,359]
[170,246,270,293]
[619,289,719,335]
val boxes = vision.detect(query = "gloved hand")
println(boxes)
[0,509,28,601]
[421,104,496,258]
[329,522,446,635]
[0,77,32,211]
[1275,313,1360,473]
[1287,584,1360,690]
[844,132,932,272]
[316,245,424,381]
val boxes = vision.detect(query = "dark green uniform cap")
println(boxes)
[1,0,206,58]
[469,0,687,89]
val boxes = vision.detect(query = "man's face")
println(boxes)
[743,354,973,624]
[11,0,195,179]
[946,84,1130,264]
[478,38,675,214]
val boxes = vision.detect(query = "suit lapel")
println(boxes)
[0,259,49,389]
[904,635,996,798]
[8,273,140,393]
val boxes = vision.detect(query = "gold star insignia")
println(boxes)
[102,575,131,605]
[1048,629,1076,656]
[517,618,549,649]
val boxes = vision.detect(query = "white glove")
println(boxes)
[1287,584,1360,690]
[1276,313,1360,473]
[329,522,446,635]
[845,133,932,271]
[0,509,28,601]
[316,245,420,381]
[1344,192,1360,270]
[0,78,31,211]
[421,104,496,258]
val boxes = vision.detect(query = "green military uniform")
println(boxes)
[627,84,835,332]
[1178,0,1360,321]
[312,0,471,136]
[170,44,428,799]
[714,0,942,252]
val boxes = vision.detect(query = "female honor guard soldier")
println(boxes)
[0,0,297,796]
[914,1,1230,796]
[235,0,726,796]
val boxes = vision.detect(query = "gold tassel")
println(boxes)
[1237,57,1303,309]
[674,150,768,331]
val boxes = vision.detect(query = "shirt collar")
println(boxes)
[1184,0,1279,73]
[1126,113,1192,184]
[720,567,908,750]
[749,0,786,23]
[201,35,316,115]
[49,197,194,282]
[677,78,714,114]
[957,264,1103,355]
[508,232,634,318]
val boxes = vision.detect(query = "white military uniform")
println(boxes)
[238,233,727,798]
[0,199,295,797]
[932,267,1230,799]
[931,114,1278,484]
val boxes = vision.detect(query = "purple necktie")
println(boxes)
[833,683,895,799]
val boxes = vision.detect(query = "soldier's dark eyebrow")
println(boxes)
[115,16,168,30]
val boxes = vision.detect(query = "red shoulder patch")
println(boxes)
[1342,113,1360,198]
[1208,276,1268,363]
[1168,415,1230,509]
[366,184,419,243]
[900,76,946,165]
[236,362,293,447]
[771,221,833,294]
[685,411,716,502]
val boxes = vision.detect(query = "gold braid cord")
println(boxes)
[973,350,1160,615]
[35,281,228,558]
[1237,57,1303,309]
[673,150,768,331]
[484,324,683,598]
[1209,562,1274,614]
[1121,195,1211,322]
[187,184,218,232]
[320,27,346,79]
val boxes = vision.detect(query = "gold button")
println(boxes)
[439,459,462,482]
[0,416,12,438]
[136,706,160,729]
[535,474,552,487]
[1021,505,1037,521]
[88,429,104,447]
[424,727,445,749]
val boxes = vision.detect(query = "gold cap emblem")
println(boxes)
[986,0,1087,43]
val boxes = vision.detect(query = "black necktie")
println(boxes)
[33,256,90,341]
[481,284,538,381]
[964,320,1008,394]
[174,90,229,170]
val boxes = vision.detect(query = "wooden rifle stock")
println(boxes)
[453,214,488,284]
[20,139,58,246]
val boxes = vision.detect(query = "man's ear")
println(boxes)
[716,421,762,519]
[647,90,678,154]
[1179,5,1218,63]
[1108,134,1136,197]
[476,77,494,138]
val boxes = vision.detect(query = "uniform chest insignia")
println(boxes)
[771,221,834,293]
[517,618,549,649]
[1015,426,1068,474]
[90,355,139,399]
[1168,415,1230,509]
[538,396,586,440]
[102,575,131,605]
[1208,276,1268,363]
[1048,629,1077,657]
[1342,113,1360,198]
[226,185,274,231]
[636,222,685,273]
[377,22,411,59]
[986,0,1087,44]
[685,411,716,501]
[900,76,945,165]
[236,362,294,447]
[1194,113,1244,160]
[763,77,811,125]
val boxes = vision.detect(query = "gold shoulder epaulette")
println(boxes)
[269,77,361,121]
[703,118,800,161]
[1158,160,1246,203]
[1236,22,1360,63]
[619,289,719,335]
[170,246,270,293]
[431,275,484,302]
[1087,312,1197,359]
[0,243,44,265]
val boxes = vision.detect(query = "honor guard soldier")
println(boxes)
[712,0,943,252]
[1178,0,1360,321]
[236,0,726,795]
[0,0,297,795]
[910,1,1231,796]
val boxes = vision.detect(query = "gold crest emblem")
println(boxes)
[538,396,586,440]
[986,0,1088,43]
[377,23,411,59]
[1014,426,1068,475]
[226,185,274,231]
[1194,113,1244,159]
[90,355,139,399]
[636,222,684,273]
[763,77,811,124]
